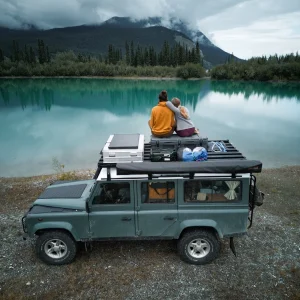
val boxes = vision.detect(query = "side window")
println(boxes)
[92,182,131,205]
[141,181,175,204]
[184,180,241,202]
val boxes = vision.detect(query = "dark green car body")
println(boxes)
[24,175,251,241]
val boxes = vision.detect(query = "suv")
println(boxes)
[22,135,263,265]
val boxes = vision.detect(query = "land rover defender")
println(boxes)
[22,134,263,265]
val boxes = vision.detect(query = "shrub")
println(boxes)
[177,63,206,79]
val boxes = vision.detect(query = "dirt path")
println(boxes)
[0,167,299,300]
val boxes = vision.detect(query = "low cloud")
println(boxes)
[0,0,299,58]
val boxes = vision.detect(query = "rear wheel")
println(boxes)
[178,230,220,265]
[36,230,77,265]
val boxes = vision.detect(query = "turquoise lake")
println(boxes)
[0,78,300,177]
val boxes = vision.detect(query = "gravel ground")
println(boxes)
[0,167,299,300]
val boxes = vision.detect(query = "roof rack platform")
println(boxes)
[94,137,254,180]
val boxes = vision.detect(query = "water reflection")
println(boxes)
[0,79,210,112]
[1,79,299,112]
[210,80,300,102]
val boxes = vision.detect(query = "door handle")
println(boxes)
[164,216,175,221]
[121,217,132,221]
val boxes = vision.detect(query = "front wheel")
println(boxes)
[36,230,77,265]
[178,230,220,265]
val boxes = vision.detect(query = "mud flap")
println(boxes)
[230,237,237,257]
[84,242,93,252]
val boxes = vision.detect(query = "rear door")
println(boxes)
[135,179,179,237]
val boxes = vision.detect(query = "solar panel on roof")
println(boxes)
[108,134,140,149]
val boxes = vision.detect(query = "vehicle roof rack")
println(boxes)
[93,139,251,180]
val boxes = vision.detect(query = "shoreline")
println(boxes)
[0,76,211,80]
[0,76,299,83]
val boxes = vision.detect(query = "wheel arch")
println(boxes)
[176,220,223,239]
[32,222,79,240]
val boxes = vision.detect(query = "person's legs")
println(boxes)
[176,127,195,137]
[152,128,174,138]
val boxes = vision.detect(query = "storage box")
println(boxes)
[102,134,144,163]
[150,134,208,150]
[150,149,177,162]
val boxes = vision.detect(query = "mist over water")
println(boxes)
[0,78,300,177]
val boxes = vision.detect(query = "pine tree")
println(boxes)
[115,48,120,64]
[46,46,50,63]
[125,41,130,65]
[178,44,184,65]
[19,49,24,62]
[24,45,30,63]
[195,41,201,64]
[191,48,196,63]
[184,46,188,64]
[135,45,143,66]
[12,40,20,62]
[0,48,4,62]
[144,47,150,66]
[130,41,134,66]
[38,39,46,64]
[173,43,179,66]
[149,46,154,66]
[162,40,170,66]
[108,44,113,64]
[157,52,163,66]
[29,47,36,64]
[169,47,174,66]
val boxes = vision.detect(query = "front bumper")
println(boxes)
[21,215,28,233]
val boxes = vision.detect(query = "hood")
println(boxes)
[33,179,96,210]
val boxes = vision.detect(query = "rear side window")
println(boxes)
[184,180,241,202]
[141,181,175,204]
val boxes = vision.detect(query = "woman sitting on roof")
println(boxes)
[166,98,198,137]
[148,90,176,138]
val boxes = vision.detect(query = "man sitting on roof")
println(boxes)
[148,90,176,138]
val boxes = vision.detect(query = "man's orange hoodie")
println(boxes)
[149,102,175,135]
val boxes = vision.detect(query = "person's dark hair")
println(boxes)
[158,90,168,102]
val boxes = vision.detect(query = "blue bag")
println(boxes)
[182,147,208,162]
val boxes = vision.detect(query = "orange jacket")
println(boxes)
[149,102,175,135]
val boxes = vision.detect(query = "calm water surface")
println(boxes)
[0,78,300,177]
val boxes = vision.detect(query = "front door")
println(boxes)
[89,181,135,238]
[136,179,178,237]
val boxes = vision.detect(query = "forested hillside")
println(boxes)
[0,39,205,78]
[211,53,300,81]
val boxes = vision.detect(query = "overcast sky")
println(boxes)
[0,0,299,59]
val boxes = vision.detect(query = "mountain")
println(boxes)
[0,17,239,67]
[0,24,194,57]
[101,17,214,47]
[100,17,239,65]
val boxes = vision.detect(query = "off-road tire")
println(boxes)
[178,229,220,265]
[36,230,77,265]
